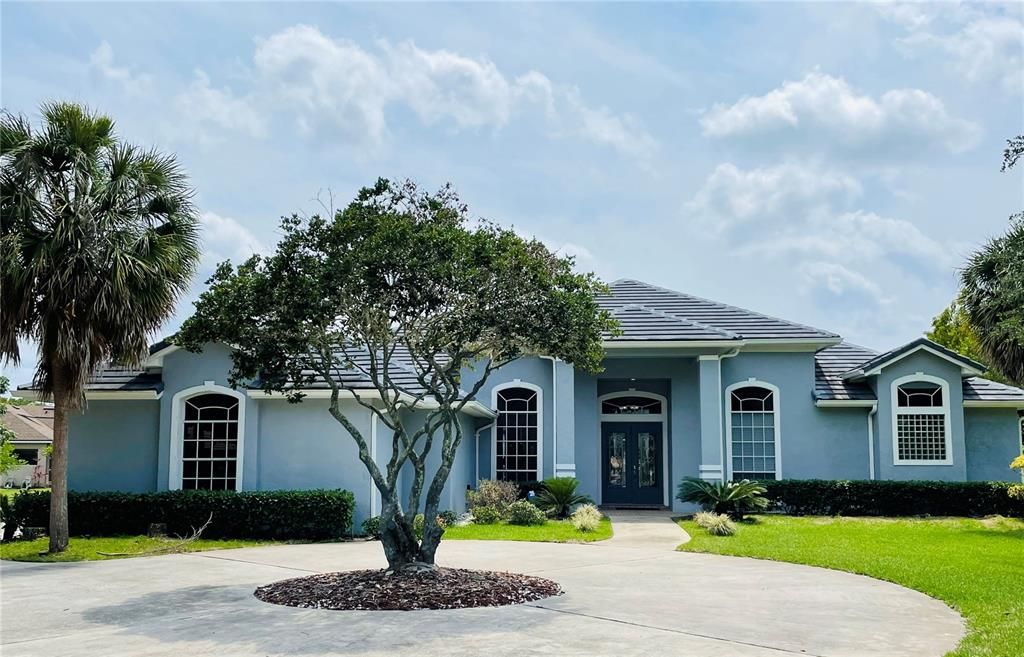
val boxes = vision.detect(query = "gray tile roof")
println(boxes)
[86,365,164,392]
[601,279,839,341]
[607,304,736,341]
[815,342,1024,405]
[840,337,986,380]
[962,377,1024,403]
[814,342,878,401]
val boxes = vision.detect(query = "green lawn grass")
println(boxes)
[0,535,280,562]
[0,487,48,500]
[677,515,1024,657]
[444,517,613,542]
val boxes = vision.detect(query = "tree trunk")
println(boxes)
[48,374,70,554]
[377,501,426,572]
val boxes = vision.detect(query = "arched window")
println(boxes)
[181,393,240,490]
[494,385,541,483]
[892,376,951,465]
[727,383,780,480]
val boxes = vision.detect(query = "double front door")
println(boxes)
[601,422,663,505]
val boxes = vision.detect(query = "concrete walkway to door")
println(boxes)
[600,509,691,549]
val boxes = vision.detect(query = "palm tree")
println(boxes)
[0,102,200,553]
[960,135,1024,387]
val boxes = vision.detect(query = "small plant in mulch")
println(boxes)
[253,568,563,611]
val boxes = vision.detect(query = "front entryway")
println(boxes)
[601,422,663,505]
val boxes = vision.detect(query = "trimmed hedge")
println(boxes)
[761,479,1023,518]
[10,489,355,540]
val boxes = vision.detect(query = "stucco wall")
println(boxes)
[464,357,555,480]
[69,400,160,492]
[874,351,967,481]
[257,398,372,523]
[964,408,1022,482]
[720,352,871,480]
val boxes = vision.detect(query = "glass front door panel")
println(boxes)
[607,431,627,487]
[637,431,657,488]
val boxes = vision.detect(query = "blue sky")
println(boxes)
[2,1,1022,387]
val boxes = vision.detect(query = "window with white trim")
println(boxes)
[894,381,949,463]
[729,386,778,480]
[181,393,239,490]
[495,387,539,483]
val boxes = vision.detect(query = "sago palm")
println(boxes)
[534,476,592,518]
[0,102,200,552]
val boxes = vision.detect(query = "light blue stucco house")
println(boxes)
[28,279,1024,524]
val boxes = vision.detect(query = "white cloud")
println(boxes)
[798,261,889,306]
[199,211,267,267]
[177,25,656,159]
[684,162,957,311]
[176,71,267,141]
[684,162,862,232]
[880,3,1024,93]
[700,72,981,155]
[89,41,152,95]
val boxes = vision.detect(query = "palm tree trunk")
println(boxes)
[48,369,70,553]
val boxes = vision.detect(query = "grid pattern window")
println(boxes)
[729,386,777,480]
[895,382,948,463]
[182,393,239,490]
[495,387,539,483]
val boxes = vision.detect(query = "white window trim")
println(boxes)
[597,390,670,506]
[168,382,247,490]
[890,373,953,466]
[491,380,544,482]
[724,379,782,480]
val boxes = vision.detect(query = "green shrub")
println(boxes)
[466,479,519,514]
[439,509,458,526]
[761,480,1023,517]
[677,478,768,519]
[472,505,501,525]
[570,503,602,532]
[534,477,592,519]
[507,499,547,526]
[412,513,447,540]
[1009,485,1024,501]
[361,516,382,538]
[10,489,355,540]
[693,511,736,536]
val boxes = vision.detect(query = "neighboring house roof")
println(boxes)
[0,405,54,442]
[815,341,1024,405]
[600,279,840,342]
[840,337,986,380]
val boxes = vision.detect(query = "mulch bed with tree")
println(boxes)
[254,567,563,611]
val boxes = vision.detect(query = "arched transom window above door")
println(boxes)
[182,393,240,490]
[601,395,663,415]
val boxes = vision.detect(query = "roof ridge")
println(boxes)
[616,302,739,339]
[612,279,839,339]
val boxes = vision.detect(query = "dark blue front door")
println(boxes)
[601,422,663,506]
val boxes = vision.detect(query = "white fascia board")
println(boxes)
[815,399,877,407]
[742,337,843,351]
[16,389,162,401]
[603,340,742,349]
[247,388,496,417]
[964,400,1024,409]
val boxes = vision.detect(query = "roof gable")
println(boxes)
[840,337,986,380]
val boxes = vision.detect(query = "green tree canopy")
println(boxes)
[177,179,617,571]
[959,134,1024,387]
[1,102,200,552]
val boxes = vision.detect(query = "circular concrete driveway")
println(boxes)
[0,526,963,657]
